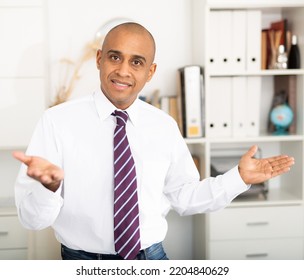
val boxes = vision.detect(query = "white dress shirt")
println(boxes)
[15,88,249,254]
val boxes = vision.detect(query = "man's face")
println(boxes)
[96,28,157,110]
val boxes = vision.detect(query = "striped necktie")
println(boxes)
[113,110,141,260]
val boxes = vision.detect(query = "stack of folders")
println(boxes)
[208,10,261,73]
[208,76,261,138]
[206,9,262,138]
[176,65,204,138]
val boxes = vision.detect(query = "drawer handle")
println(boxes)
[246,253,268,258]
[0,231,9,236]
[246,222,269,226]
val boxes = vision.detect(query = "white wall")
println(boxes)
[46,0,193,102]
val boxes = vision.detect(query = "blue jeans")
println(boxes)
[61,242,169,260]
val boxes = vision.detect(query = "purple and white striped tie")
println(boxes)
[113,110,141,260]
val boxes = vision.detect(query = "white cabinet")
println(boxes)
[0,210,29,260]
[209,238,303,260]
[207,206,304,259]
[191,0,304,259]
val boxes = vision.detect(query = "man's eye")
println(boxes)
[133,60,142,66]
[111,55,120,61]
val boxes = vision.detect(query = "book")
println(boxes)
[177,65,204,138]
[160,95,170,113]
[261,29,268,70]
[160,95,179,124]
[168,96,179,124]
[192,154,200,173]
[176,70,186,136]
[270,19,288,49]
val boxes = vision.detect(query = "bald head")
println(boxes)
[96,21,157,109]
[102,22,156,62]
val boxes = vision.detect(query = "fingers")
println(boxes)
[266,154,289,163]
[245,145,258,158]
[269,156,295,178]
[269,156,295,168]
[271,166,292,178]
[26,162,64,181]
[274,161,294,172]
[13,151,64,192]
[26,163,64,192]
[12,151,32,165]
[40,172,63,185]
[27,166,62,181]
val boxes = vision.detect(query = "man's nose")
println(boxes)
[116,60,131,76]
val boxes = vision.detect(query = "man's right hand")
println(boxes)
[13,151,64,192]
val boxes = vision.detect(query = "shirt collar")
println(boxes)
[93,88,139,127]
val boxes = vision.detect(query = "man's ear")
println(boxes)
[147,63,157,82]
[96,49,102,69]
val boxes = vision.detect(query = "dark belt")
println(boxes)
[61,244,147,260]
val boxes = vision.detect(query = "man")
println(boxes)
[13,22,294,260]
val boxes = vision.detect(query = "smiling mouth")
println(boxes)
[111,79,132,89]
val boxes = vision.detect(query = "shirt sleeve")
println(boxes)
[14,111,64,230]
[163,124,250,216]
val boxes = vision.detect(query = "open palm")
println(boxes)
[12,151,64,192]
[238,145,295,185]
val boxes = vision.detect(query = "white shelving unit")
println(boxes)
[191,0,304,259]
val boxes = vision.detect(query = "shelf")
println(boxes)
[0,197,15,207]
[190,0,304,205]
[185,134,304,145]
[192,0,304,261]
[208,135,304,143]
[207,0,304,9]
[0,208,17,216]
[184,138,206,145]
[0,146,26,151]
[230,188,303,208]
[0,197,17,215]
[209,69,304,77]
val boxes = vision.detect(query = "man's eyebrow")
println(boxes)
[107,49,147,63]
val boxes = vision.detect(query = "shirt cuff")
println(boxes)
[32,181,64,206]
[222,165,250,200]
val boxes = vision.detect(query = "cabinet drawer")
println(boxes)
[0,249,28,260]
[0,216,28,249]
[208,206,303,240]
[208,238,304,260]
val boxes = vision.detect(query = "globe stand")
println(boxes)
[273,125,290,135]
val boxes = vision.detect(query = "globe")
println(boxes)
[270,104,294,135]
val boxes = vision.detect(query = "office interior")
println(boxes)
[1,0,304,260]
